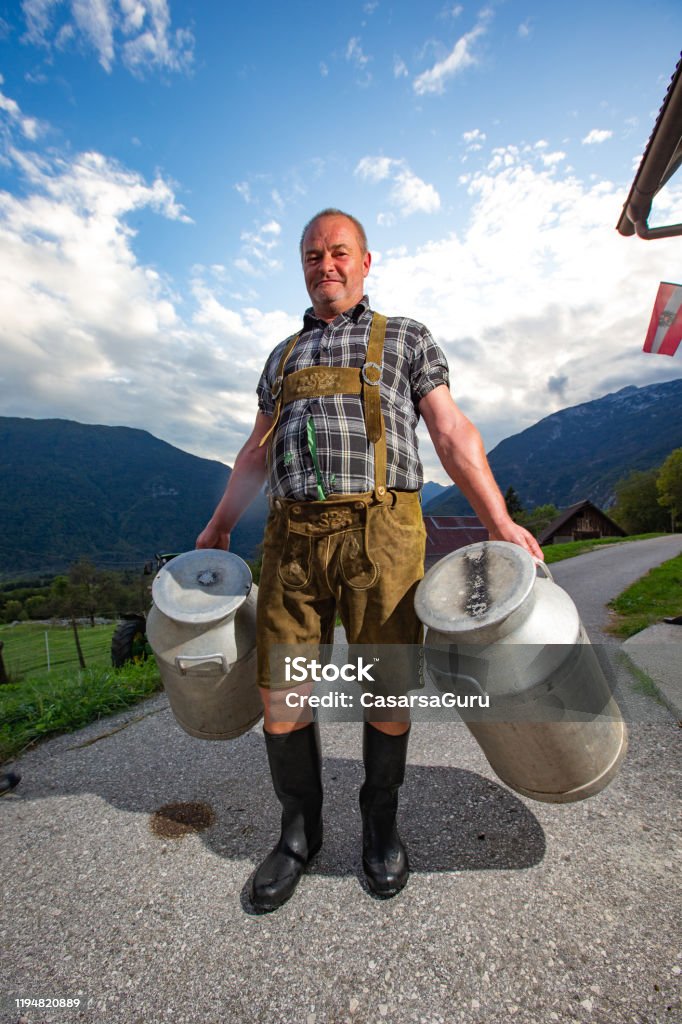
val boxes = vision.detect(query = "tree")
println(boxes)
[516,504,559,538]
[51,576,86,669]
[504,486,524,521]
[25,594,53,620]
[68,559,102,627]
[657,448,682,531]
[613,468,669,534]
[2,600,23,624]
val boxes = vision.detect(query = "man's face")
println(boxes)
[301,215,371,321]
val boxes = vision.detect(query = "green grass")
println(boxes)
[0,658,162,763]
[542,532,666,564]
[618,655,665,704]
[607,553,682,638]
[0,622,116,681]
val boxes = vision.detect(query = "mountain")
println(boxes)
[424,379,682,516]
[4,378,681,576]
[0,418,268,577]
[420,480,449,505]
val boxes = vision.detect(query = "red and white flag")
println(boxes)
[643,281,682,356]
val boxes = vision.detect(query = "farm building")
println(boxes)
[537,500,626,546]
[423,515,489,569]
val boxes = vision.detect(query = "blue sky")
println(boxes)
[1,0,682,484]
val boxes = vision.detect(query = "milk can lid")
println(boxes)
[414,540,536,635]
[151,549,253,625]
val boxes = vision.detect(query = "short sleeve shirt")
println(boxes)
[256,296,449,499]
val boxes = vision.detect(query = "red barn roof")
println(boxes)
[424,515,489,562]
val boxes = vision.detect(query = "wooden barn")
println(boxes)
[423,515,489,569]
[537,500,626,546]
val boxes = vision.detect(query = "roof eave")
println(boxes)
[617,53,682,240]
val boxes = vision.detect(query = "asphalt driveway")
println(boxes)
[1,538,680,1024]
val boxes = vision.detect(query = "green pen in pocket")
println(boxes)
[306,416,328,500]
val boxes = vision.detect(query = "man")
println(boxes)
[197,208,542,912]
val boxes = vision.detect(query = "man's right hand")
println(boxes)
[196,524,231,551]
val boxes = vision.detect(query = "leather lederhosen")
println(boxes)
[255,313,426,697]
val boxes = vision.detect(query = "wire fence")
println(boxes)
[0,622,117,681]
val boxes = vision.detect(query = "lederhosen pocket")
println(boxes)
[277,521,313,589]
[339,514,379,591]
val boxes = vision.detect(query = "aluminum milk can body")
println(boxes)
[145,549,262,740]
[415,541,627,803]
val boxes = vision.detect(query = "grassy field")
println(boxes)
[0,621,116,682]
[0,657,162,763]
[542,532,666,564]
[607,553,682,638]
[0,620,162,763]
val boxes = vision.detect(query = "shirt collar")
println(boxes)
[303,294,371,329]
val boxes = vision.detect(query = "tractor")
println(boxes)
[110,553,179,668]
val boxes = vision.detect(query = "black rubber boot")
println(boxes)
[359,723,410,898]
[249,722,323,911]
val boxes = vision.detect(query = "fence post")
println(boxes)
[0,640,9,685]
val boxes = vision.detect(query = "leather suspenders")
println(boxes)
[258,313,389,501]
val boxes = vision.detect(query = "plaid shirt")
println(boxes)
[256,296,449,499]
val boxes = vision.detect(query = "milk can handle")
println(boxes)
[534,558,554,582]
[457,673,488,701]
[175,653,228,675]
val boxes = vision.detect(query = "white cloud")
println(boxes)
[540,150,566,167]
[518,20,532,38]
[0,84,40,139]
[393,55,408,78]
[355,156,441,216]
[582,128,614,145]
[346,37,369,66]
[413,14,489,95]
[390,169,441,215]
[234,181,253,204]
[20,0,194,76]
[355,155,394,183]
[462,128,486,151]
[345,36,372,84]
[235,219,283,275]
[367,142,682,469]
[0,136,300,464]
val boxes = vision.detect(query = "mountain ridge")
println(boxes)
[2,377,680,577]
[0,416,267,577]
[424,378,682,516]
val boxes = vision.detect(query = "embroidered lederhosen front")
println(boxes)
[255,313,426,695]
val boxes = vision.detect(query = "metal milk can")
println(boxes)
[415,541,628,803]
[145,549,262,740]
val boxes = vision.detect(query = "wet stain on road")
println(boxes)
[150,801,216,839]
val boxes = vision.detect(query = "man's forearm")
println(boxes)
[208,444,268,534]
[430,418,509,532]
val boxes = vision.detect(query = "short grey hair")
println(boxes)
[300,208,368,255]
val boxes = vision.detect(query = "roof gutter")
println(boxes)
[617,53,682,239]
